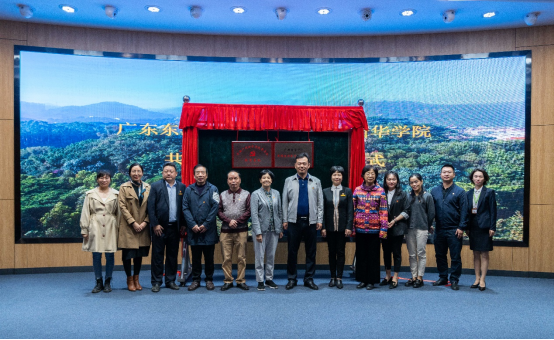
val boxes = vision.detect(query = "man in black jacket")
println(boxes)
[430,164,468,290]
[147,162,187,292]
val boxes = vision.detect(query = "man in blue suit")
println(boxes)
[430,164,468,291]
[147,162,187,292]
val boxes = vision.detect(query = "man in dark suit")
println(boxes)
[430,164,468,291]
[147,162,187,292]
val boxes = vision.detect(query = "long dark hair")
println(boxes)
[382,170,402,193]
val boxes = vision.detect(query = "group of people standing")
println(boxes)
[80,153,497,293]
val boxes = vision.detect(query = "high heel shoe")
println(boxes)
[479,282,486,291]
[470,283,480,289]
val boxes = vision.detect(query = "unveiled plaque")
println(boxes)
[274,142,314,168]
[232,142,273,168]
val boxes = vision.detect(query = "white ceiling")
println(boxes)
[1,0,554,36]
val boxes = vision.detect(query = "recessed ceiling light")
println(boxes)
[146,6,160,13]
[401,9,415,17]
[60,5,76,13]
[483,11,496,18]
[317,8,331,15]
[232,6,246,14]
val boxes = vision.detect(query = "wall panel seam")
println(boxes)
[0,38,25,43]
[518,44,554,48]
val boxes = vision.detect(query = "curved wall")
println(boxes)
[0,20,553,274]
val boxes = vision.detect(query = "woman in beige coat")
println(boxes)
[118,163,151,291]
[80,170,119,293]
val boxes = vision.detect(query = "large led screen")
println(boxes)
[15,47,529,243]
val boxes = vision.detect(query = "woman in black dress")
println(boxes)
[466,168,497,291]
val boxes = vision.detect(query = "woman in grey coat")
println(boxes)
[251,170,283,291]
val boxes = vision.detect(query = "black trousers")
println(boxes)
[287,218,317,282]
[382,235,403,273]
[151,223,180,286]
[326,231,347,279]
[434,228,463,281]
[355,233,381,284]
[191,244,215,282]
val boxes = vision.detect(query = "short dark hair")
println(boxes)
[228,170,241,179]
[330,166,345,177]
[295,153,310,163]
[259,169,275,181]
[382,170,401,192]
[163,162,177,171]
[469,168,490,186]
[441,164,455,172]
[361,165,379,184]
[96,169,112,180]
[128,163,144,176]
[193,164,207,174]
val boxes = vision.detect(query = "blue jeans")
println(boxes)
[92,252,114,279]
[434,228,463,281]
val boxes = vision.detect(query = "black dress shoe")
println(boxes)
[188,281,200,291]
[470,284,479,289]
[357,282,368,289]
[336,279,343,289]
[285,280,297,290]
[206,281,215,290]
[237,283,250,290]
[379,278,391,286]
[413,279,424,288]
[166,282,180,290]
[366,283,375,290]
[389,280,398,289]
[329,279,336,287]
[151,284,161,293]
[405,278,415,287]
[451,280,459,290]
[433,278,448,286]
[304,280,319,290]
[221,282,233,291]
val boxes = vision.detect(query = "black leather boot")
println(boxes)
[103,278,112,293]
[92,278,104,293]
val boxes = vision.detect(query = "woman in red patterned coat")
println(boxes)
[352,165,389,290]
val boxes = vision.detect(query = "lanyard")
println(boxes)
[473,190,481,207]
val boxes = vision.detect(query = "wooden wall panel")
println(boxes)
[25,23,517,60]
[0,120,14,200]
[516,45,554,126]
[528,205,554,273]
[14,243,152,269]
[0,20,27,41]
[530,126,554,205]
[0,200,15,269]
[0,40,15,120]
[516,26,554,48]
[512,246,529,273]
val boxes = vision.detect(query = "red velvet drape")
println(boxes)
[179,103,368,188]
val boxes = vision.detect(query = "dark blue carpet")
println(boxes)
[0,269,553,338]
